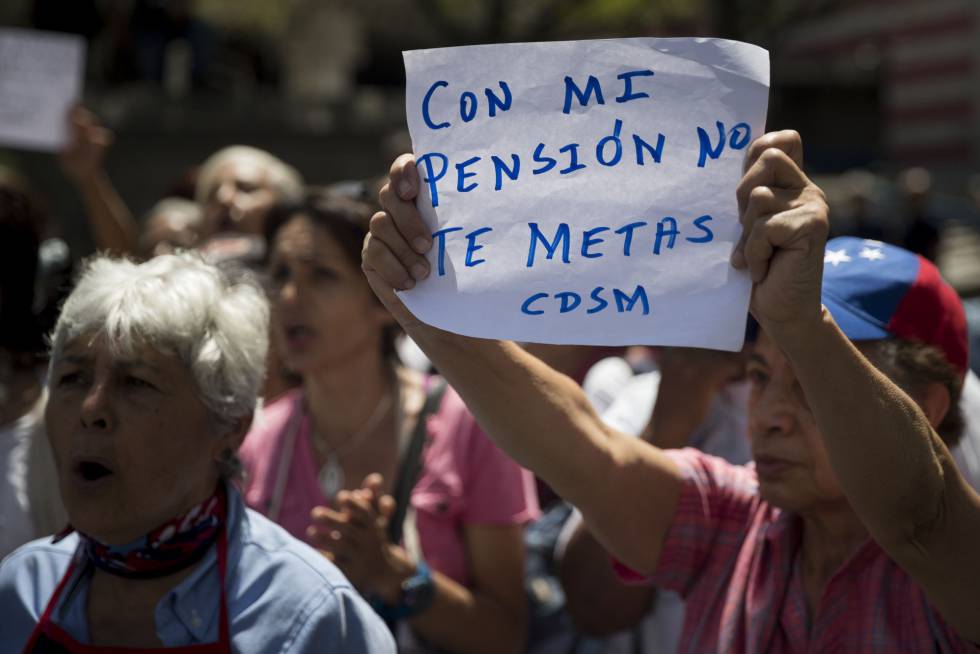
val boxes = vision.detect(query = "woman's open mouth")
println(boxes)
[75,460,114,482]
[284,325,316,350]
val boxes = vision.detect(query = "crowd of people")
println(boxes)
[0,101,979,654]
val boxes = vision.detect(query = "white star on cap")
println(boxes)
[824,249,852,266]
[859,247,885,261]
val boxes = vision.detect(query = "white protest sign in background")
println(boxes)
[0,28,85,152]
[402,38,769,351]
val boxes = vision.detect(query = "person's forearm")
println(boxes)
[73,171,138,255]
[408,571,524,654]
[408,325,614,510]
[768,308,953,546]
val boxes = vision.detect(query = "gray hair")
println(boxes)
[194,145,303,207]
[48,253,269,434]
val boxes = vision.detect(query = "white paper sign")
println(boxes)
[0,28,86,152]
[402,38,769,351]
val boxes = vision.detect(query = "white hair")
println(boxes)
[49,253,269,430]
[194,145,303,206]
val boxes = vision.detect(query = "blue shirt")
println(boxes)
[0,484,395,652]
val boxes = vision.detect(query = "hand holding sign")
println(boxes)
[393,38,770,351]
[363,156,433,330]
[730,130,830,333]
[366,131,831,352]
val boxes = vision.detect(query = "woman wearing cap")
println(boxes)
[238,192,537,653]
[0,253,394,652]
[360,131,980,651]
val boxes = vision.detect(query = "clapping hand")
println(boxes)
[308,474,414,603]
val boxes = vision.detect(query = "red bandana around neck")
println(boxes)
[53,484,228,579]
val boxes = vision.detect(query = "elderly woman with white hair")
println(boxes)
[0,253,394,652]
[195,145,304,241]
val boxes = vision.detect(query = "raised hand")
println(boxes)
[731,130,829,334]
[59,106,113,184]
[361,154,433,329]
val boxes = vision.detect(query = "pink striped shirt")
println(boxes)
[619,449,976,653]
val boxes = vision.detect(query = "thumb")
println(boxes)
[361,473,385,494]
[92,126,114,149]
[389,154,419,201]
[378,494,396,520]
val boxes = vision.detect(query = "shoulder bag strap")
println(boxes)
[387,378,448,545]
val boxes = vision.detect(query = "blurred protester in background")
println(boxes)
[239,191,537,653]
[137,196,202,258]
[195,144,302,243]
[0,168,52,558]
[837,169,887,242]
[193,147,303,401]
[897,166,941,262]
[0,252,393,651]
[60,107,303,261]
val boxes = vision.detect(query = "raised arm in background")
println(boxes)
[59,106,139,255]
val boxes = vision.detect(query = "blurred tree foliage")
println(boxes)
[408,0,703,43]
[195,0,292,38]
[405,0,847,45]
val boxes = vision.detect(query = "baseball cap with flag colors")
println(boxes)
[821,236,968,375]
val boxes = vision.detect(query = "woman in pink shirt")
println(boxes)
[238,191,538,653]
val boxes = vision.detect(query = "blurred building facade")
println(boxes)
[778,0,980,177]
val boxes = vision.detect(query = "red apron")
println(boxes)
[21,527,231,654]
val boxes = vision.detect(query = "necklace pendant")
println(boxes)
[318,454,345,499]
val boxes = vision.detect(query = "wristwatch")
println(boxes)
[373,560,436,621]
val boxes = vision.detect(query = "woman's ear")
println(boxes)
[214,412,253,461]
[917,381,951,431]
[228,413,254,451]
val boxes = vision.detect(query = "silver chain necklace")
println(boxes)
[310,391,394,498]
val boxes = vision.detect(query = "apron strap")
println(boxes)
[24,525,233,653]
[21,554,80,653]
[215,526,231,650]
